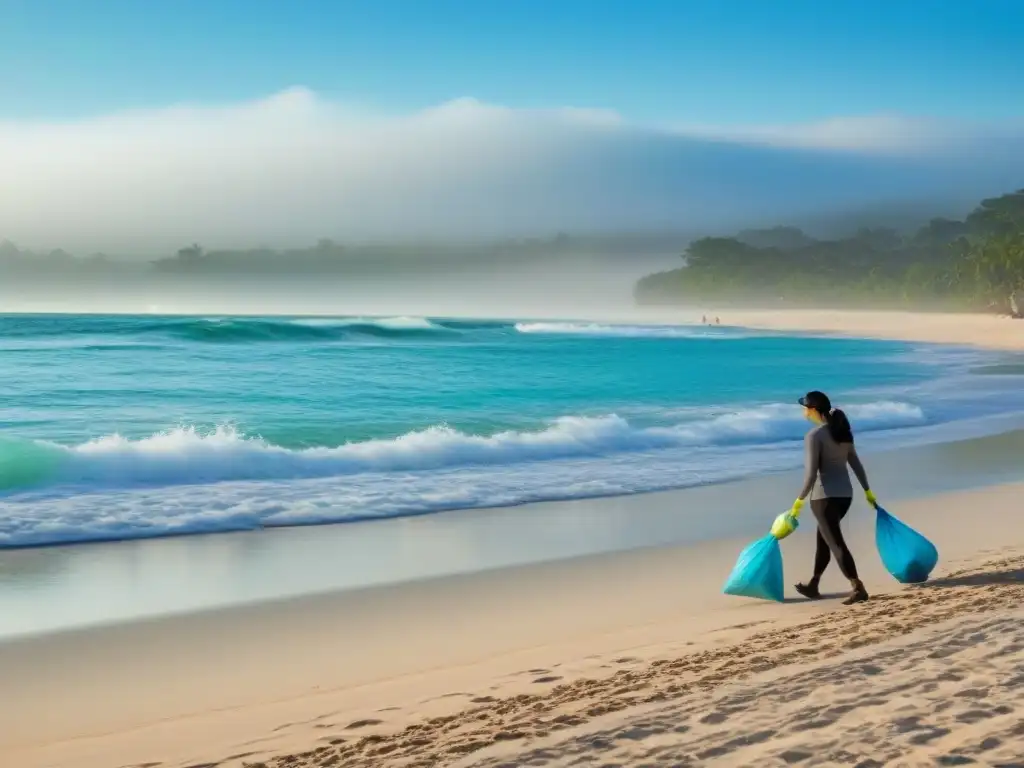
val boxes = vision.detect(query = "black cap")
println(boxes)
[798,390,832,412]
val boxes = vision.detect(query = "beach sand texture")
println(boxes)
[256,556,1024,768]
[2,483,1022,768]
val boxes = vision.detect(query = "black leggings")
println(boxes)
[811,497,858,581]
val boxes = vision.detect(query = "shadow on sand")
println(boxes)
[915,567,1024,590]
[783,591,848,604]
[780,567,1023,604]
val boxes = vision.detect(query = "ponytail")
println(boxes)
[826,408,854,444]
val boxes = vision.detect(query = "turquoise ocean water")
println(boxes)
[1,314,1023,549]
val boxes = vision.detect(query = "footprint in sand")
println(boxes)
[699,710,730,725]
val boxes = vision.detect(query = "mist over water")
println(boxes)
[0,251,684,318]
[4,89,1024,318]
[3,90,1024,256]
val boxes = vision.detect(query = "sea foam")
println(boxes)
[514,322,739,338]
[0,401,926,494]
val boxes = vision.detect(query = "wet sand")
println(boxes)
[4,426,1023,640]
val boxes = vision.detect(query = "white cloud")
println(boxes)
[2,88,1022,254]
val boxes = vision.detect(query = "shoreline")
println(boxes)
[2,480,1023,768]
[4,425,1024,639]
[3,306,1023,350]
[600,306,1024,350]
[2,308,1022,766]
[722,308,1024,351]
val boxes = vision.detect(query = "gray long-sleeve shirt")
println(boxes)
[798,424,870,501]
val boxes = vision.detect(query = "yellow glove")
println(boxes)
[771,511,800,540]
[865,489,878,507]
[790,498,805,518]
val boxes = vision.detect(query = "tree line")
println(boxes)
[0,232,693,277]
[635,189,1024,314]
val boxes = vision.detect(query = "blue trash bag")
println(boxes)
[875,505,939,584]
[722,533,785,602]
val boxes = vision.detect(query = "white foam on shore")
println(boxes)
[514,322,754,338]
[3,401,925,491]
[0,399,938,548]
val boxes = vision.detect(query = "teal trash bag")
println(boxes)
[875,505,938,584]
[722,533,785,602]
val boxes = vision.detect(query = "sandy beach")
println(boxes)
[724,309,1024,351]
[2,479,1022,768]
[577,307,1024,351]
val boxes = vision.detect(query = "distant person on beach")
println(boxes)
[790,390,875,605]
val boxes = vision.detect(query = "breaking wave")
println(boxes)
[0,401,926,494]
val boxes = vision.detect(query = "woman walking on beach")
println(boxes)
[790,390,876,605]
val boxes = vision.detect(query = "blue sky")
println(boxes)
[4,0,1024,124]
[4,0,1024,251]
